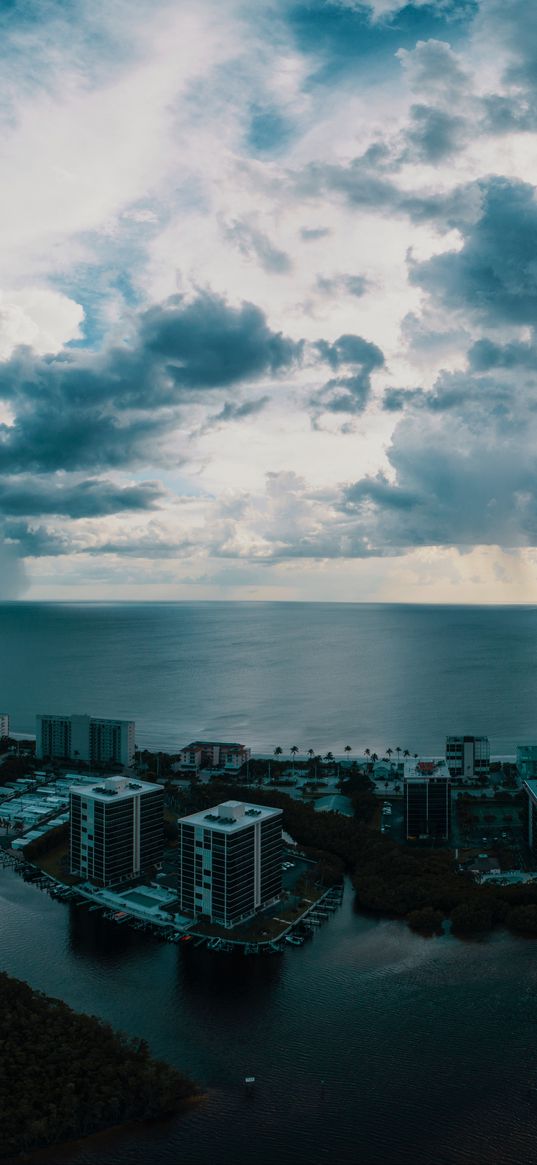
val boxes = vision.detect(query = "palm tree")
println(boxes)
[395,746,402,765]
[274,746,282,760]
[365,748,371,758]
[290,745,299,775]
[344,745,352,761]
[403,749,410,758]
[324,751,334,762]
[386,748,393,765]
[307,748,314,762]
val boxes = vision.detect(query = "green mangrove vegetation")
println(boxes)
[0,972,199,1159]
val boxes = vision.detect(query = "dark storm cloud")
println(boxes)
[468,336,537,373]
[0,476,164,518]
[410,178,537,324]
[0,292,303,475]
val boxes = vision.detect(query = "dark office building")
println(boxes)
[404,761,451,842]
[177,800,282,927]
[446,735,489,780]
[70,776,164,885]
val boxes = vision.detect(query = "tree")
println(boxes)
[344,745,352,761]
[290,745,299,775]
[274,747,282,761]
[403,749,410,758]
[386,748,393,764]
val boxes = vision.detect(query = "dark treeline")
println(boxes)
[0,972,199,1158]
[183,782,537,937]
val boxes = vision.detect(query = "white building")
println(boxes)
[177,799,282,928]
[0,713,9,739]
[175,741,250,772]
[70,776,164,885]
[36,714,135,768]
[446,736,490,780]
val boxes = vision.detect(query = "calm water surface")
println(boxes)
[1,601,537,753]
[2,868,537,1165]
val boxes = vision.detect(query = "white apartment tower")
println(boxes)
[36,714,135,767]
[177,800,282,928]
[0,713,9,739]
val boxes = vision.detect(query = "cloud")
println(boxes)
[309,334,385,416]
[316,273,369,297]
[223,219,293,274]
[0,291,303,474]
[0,476,165,518]
[410,178,537,325]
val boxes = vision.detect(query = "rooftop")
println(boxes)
[182,741,246,750]
[179,799,282,832]
[70,776,163,802]
[404,757,451,782]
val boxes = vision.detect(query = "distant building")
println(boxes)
[517,746,537,782]
[446,736,490,780]
[524,780,537,855]
[0,713,9,739]
[404,757,451,842]
[175,741,250,772]
[177,799,282,927]
[36,714,135,768]
[70,776,164,885]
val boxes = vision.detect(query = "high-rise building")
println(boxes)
[0,713,9,739]
[445,735,490,780]
[525,781,537,855]
[69,776,164,885]
[36,714,135,768]
[177,799,282,928]
[517,746,537,782]
[404,758,451,842]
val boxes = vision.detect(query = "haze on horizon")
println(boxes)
[2,0,537,604]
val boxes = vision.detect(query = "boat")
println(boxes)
[285,934,303,946]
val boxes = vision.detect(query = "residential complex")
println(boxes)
[445,735,490,780]
[0,713,9,739]
[177,799,282,927]
[176,741,250,772]
[403,758,451,842]
[36,714,135,768]
[70,776,164,886]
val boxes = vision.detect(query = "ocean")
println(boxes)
[2,601,537,754]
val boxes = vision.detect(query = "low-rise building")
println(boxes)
[70,776,164,886]
[177,799,282,927]
[404,757,451,842]
[446,735,490,780]
[175,741,250,772]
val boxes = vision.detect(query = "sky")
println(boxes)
[3,0,537,602]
